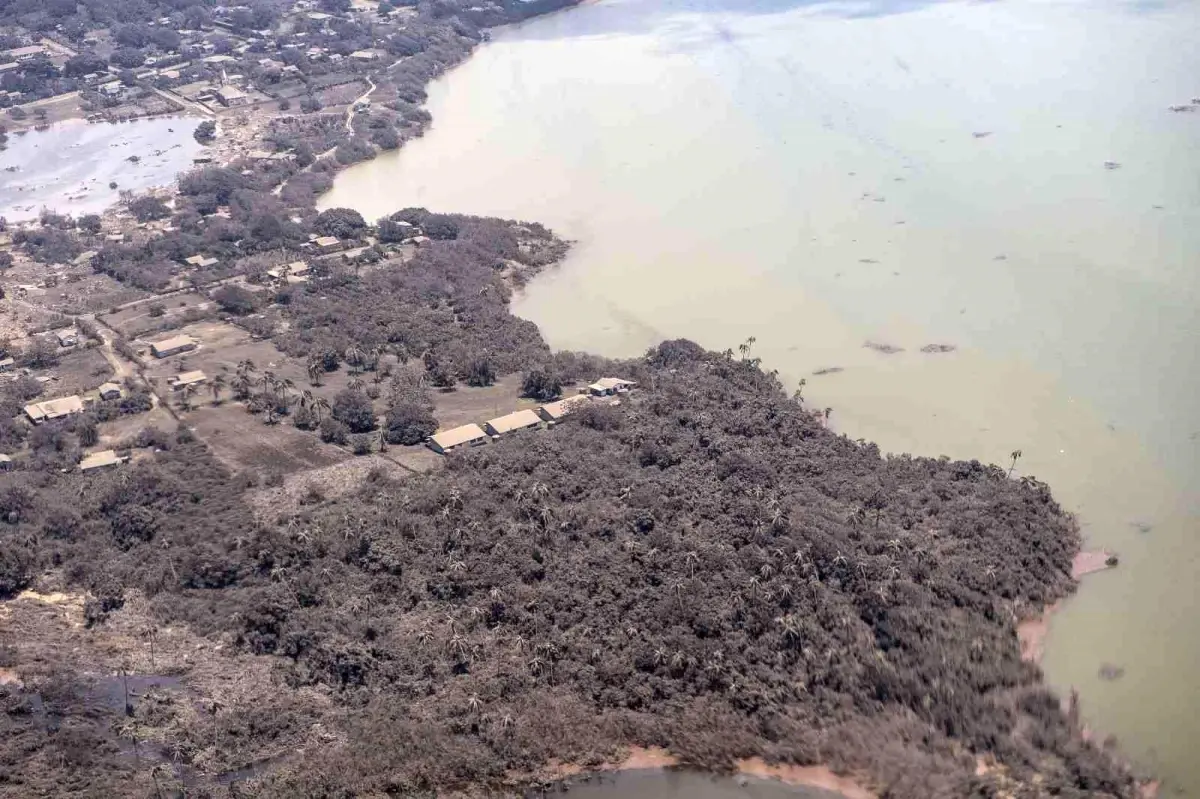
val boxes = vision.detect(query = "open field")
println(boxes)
[26,345,114,399]
[96,404,176,447]
[185,401,348,477]
[101,293,215,339]
[428,372,547,429]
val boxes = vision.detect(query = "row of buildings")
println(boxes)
[428,378,636,455]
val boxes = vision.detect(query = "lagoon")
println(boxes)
[0,117,203,223]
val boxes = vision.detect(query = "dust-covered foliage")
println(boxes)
[272,212,566,377]
[0,344,1138,798]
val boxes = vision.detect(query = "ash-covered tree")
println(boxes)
[332,388,376,433]
[193,120,217,143]
[383,401,437,445]
[521,366,561,401]
[212,285,261,316]
[464,355,495,387]
[127,195,170,222]
[314,207,367,239]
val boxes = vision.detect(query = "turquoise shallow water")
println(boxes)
[322,0,1200,790]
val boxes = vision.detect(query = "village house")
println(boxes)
[537,394,591,423]
[216,85,249,107]
[0,357,15,373]
[184,254,220,268]
[6,45,45,61]
[98,382,123,401]
[25,395,85,425]
[53,328,78,348]
[0,63,19,74]
[313,235,343,253]
[267,261,310,282]
[349,49,380,62]
[0,454,12,470]
[169,370,207,391]
[150,335,197,358]
[428,423,488,455]
[79,449,126,472]
[588,377,637,397]
[484,409,542,438]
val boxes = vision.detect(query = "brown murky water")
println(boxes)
[321,0,1200,790]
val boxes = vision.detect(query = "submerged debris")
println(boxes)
[920,344,957,354]
[1104,161,1121,170]
[812,366,844,376]
[864,341,904,355]
[1098,664,1126,681]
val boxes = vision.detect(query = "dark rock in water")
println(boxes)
[812,367,844,376]
[734,775,750,787]
[1105,553,1120,567]
[864,341,904,355]
[921,344,957,354]
[1098,663,1125,681]
[1104,161,1121,170]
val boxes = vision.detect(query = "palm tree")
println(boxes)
[231,372,253,400]
[794,378,807,402]
[179,383,196,411]
[313,396,330,421]
[776,613,801,645]
[738,336,757,361]
[684,550,700,578]
[345,345,366,375]
[1008,449,1023,477]
[306,356,323,386]
[348,376,365,392]
[823,407,833,423]
[210,374,226,405]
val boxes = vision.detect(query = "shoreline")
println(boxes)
[1017,549,1117,665]
[531,747,875,798]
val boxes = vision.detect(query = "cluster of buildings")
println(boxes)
[428,378,636,455]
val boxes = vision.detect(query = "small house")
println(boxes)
[428,423,488,455]
[184,255,219,268]
[314,235,342,253]
[537,394,590,423]
[6,45,45,61]
[215,86,248,107]
[79,449,126,472]
[25,395,85,424]
[169,370,207,391]
[0,357,14,372]
[53,328,78,348]
[0,454,12,470]
[484,409,542,438]
[150,335,197,359]
[587,377,637,397]
[350,49,380,62]
[98,382,123,401]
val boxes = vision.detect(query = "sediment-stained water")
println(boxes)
[0,117,204,222]
[320,0,1200,790]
